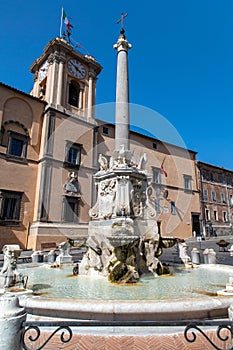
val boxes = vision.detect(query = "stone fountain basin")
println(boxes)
[19,294,233,321]
[17,264,233,321]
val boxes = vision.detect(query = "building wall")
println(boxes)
[197,161,233,237]
[27,108,97,250]
[0,84,45,250]
[0,84,202,251]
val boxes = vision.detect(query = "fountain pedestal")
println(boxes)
[78,154,175,282]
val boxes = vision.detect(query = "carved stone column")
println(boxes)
[45,53,54,103]
[56,52,66,106]
[87,69,96,118]
[114,29,132,153]
[79,86,84,109]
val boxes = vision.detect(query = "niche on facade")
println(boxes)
[63,171,81,196]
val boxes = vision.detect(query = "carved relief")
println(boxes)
[98,179,117,219]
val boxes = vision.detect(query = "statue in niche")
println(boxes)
[64,171,80,195]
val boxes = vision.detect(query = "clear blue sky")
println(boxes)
[1,1,233,169]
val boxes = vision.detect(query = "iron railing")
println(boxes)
[21,320,233,350]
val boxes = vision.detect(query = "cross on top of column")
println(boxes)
[116,12,128,34]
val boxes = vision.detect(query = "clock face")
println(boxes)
[67,59,86,79]
[39,60,48,81]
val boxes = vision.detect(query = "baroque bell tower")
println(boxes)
[30,37,102,119]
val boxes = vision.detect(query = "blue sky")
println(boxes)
[0,1,233,169]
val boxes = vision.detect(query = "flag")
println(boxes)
[62,8,73,31]
[160,157,168,177]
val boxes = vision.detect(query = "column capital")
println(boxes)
[89,68,97,79]
[114,33,132,52]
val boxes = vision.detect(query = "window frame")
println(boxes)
[102,126,109,135]
[155,198,161,214]
[223,211,228,222]
[218,174,223,184]
[203,189,208,202]
[6,131,28,160]
[210,172,215,182]
[0,190,22,225]
[205,209,210,221]
[221,192,226,204]
[171,201,176,215]
[212,191,217,202]
[152,167,161,184]
[64,141,82,169]
[62,195,80,223]
[184,175,192,191]
[227,177,232,187]
[202,170,207,181]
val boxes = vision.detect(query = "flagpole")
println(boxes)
[59,7,63,37]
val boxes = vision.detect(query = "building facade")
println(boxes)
[197,161,233,237]
[0,36,201,251]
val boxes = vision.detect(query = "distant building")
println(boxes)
[197,161,233,237]
[0,36,201,250]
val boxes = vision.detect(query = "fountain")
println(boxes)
[66,25,178,284]
[2,24,233,342]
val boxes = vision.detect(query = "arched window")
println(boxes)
[68,81,80,107]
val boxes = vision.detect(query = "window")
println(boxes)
[65,142,82,168]
[0,190,22,225]
[62,196,80,223]
[210,172,214,182]
[102,126,109,135]
[212,191,217,202]
[202,170,207,181]
[155,199,161,213]
[227,177,232,187]
[184,175,192,190]
[223,211,228,222]
[205,209,210,221]
[218,174,223,184]
[221,193,226,204]
[152,142,158,150]
[152,168,161,184]
[214,210,218,221]
[7,132,28,159]
[171,201,176,215]
[230,194,233,206]
[203,189,208,202]
[68,81,80,107]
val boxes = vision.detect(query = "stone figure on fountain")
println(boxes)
[0,245,28,290]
